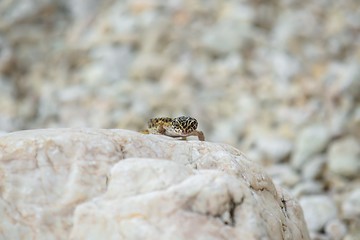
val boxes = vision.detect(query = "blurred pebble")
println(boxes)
[292,181,324,198]
[292,125,331,169]
[327,137,360,178]
[244,149,264,164]
[266,164,300,188]
[342,188,360,219]
[343,218,360,240]
[326,63,360,99]
[211,119,242,145]
[300,195,337,232]
[329,109,349,137]
[0,0,53,27]
[324,219,347,240]
[302,156,326,180]
[0,37,14,74]
[130,53,167,80]
[256,136,293,163]
[201,22,244,56]
[309,233,330,240]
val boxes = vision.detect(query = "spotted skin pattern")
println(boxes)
[141,116,205,141]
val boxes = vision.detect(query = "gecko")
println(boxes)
[140,116,205,141]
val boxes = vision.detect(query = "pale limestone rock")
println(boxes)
[0,129,310,240]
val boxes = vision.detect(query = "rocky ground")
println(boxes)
[0,129,310,240]
[0,0,359,239]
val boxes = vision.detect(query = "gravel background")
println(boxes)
[1,0,359,239]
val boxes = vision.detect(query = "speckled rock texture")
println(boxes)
[0,129,310,240]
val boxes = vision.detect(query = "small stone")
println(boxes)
[343,64,360,100]
[300,195,338,232]
[343,222,360,240]
[271,51,300,82]
[129,53,167,80]
[244,149,264,164]
[201,22,247,56]
[291,181,324,198]
[349,106,360,139]
[302,156,326,180]
[211,119,240,144]
[266,164,300,187]
[292,125,331,169]
[324,219,347,240]
[342,188,360,219]
[329,109,349,137]
[256,136,293,162]
[309,232,330,240]
[0,37,14,74]
[327,137,360,178]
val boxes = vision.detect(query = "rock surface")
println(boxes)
[0,129,310,240]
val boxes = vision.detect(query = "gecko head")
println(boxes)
[171,116,198,134]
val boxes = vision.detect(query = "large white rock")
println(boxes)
[0,129,310,240]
